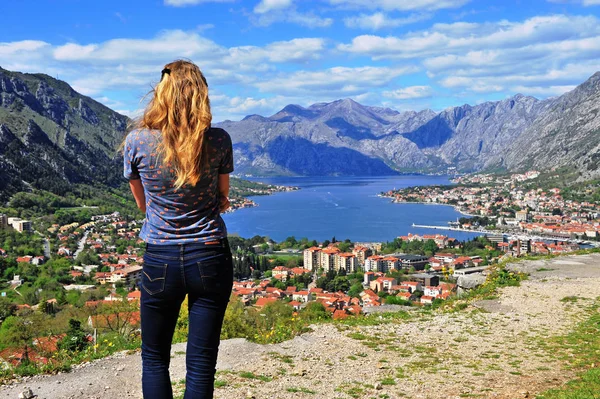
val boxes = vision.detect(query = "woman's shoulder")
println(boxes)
[208,126,230,138]
[125,129,160,145]
[207,126,232,144]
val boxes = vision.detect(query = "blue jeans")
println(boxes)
[140,240,233,399]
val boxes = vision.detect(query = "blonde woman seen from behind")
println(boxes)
[124,60,234,399]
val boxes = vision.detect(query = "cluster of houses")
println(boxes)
[399,233,457,248]
[383,170,600,244]
[497,239,580,256]
[361,272,455,306]
[232,277,362,320]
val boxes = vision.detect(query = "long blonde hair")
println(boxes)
[139,60,212,188]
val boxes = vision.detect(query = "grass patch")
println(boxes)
[238,371,273,382]
[214,379,228,388]
[560,296,580,303]
[537,368,600,399]
[268,352,294,365]
[287,387,316,394]
[536,299,600,399]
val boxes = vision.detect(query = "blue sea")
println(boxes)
[222,175,482,243]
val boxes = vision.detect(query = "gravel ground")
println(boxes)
[2,253,600,399]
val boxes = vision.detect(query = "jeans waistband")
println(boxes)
[145,238,229,261]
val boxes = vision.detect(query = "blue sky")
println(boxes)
[1,0,599,121]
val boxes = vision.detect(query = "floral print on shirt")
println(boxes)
[123,127,234,245]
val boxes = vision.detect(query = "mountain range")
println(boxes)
[217,71,600,179]
[1,66,599,202]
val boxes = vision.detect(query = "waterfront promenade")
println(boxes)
[412,223,598,247]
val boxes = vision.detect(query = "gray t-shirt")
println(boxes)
[123,127,234,245]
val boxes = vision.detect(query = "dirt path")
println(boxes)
[2,253,600,399]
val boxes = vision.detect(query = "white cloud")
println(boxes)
[337,14,600,99]
[210,93,293,120]
[252,9,333,28]
[340,15,600,59]
[254,0,293,14]
[53,30,225,62]
[383,86,433,99]
[226,38,326,65]
[344,12,430,30]
[163,0,234,6]
[511,85,577,97]
[438,61,599,94]
[255,65,419,96]
[329,0,471,11]
[0,40,50,57]
[547,0,600,5]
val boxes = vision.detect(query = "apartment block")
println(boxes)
[303,247,321,271]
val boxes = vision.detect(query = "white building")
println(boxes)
[303,247,321,271]
[334,253,357,273]
[364,255,384,272]
[319,248,340,272]
[7,217,32,232]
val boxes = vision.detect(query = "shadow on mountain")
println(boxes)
[325,117,379,140]
[401,113,456,149]
[266,136,397,176]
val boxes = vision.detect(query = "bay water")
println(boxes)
[222,176,481,243]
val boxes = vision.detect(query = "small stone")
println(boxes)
[520,391,529,398]
[375,382,382,390]
[18,388,35,399]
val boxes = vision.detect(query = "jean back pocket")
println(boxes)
[197,251,232,294]
[142,263,168,295]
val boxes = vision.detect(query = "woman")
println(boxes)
[123,60,234,399]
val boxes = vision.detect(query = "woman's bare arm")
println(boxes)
[218,174,230,213]
[129,179,147,213]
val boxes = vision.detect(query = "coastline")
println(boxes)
[378,195,478,218]
[227,183,300,214]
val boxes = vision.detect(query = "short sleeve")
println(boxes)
[218,130,234,174]
[123,133,141,180]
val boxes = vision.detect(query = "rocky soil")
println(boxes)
[3,253,600,399]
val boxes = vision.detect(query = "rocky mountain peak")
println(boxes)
[269,104,318,122]
[241,114,270,122]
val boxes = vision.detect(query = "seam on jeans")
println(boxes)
[180,245,186,289]
[144,252,180,261]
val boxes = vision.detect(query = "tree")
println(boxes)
[91,300,140,337]
[423,239,438,256]
[0,311,47,362]
[220,297,257,340]
[300,302,330,322]
[337,242,351,252]
[0,297,17,320]
[59,319,89,352]
[348,282,364,298]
